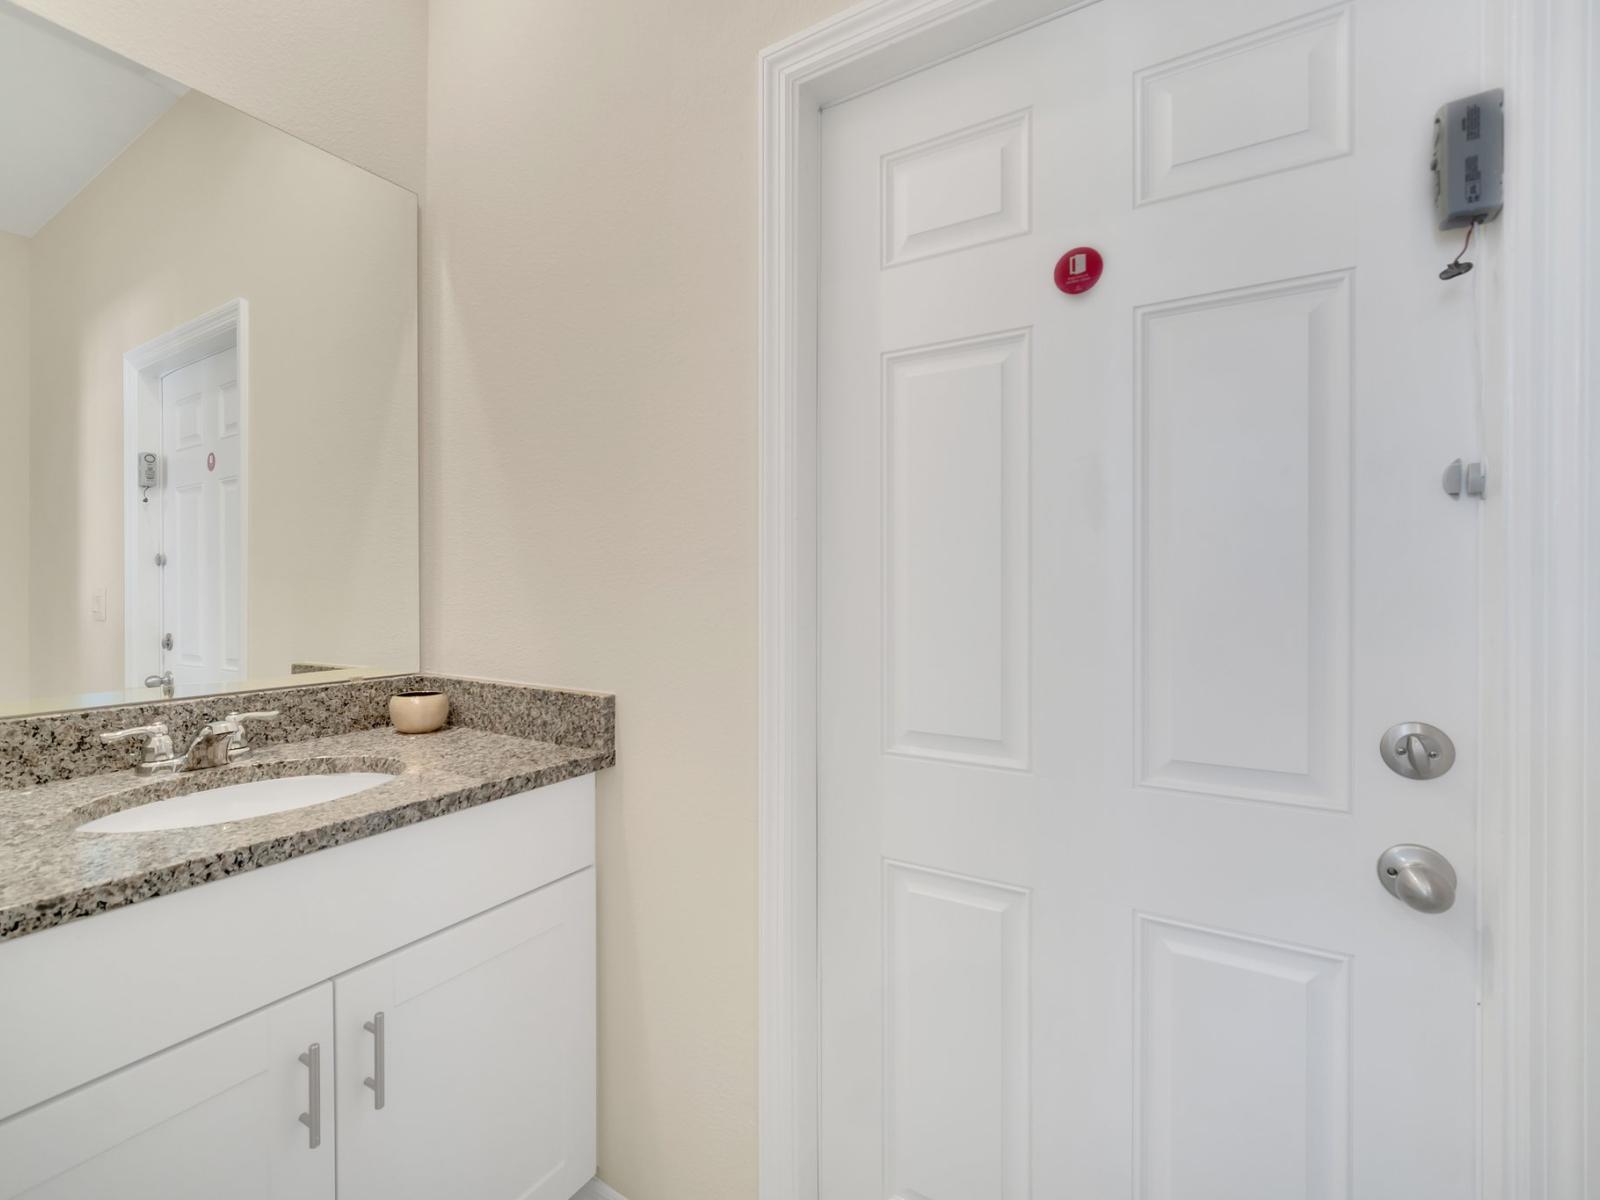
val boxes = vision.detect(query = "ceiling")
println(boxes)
[0,2,187,237]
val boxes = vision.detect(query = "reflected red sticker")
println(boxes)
[207,452,216,472]
[1054,246,1104,295]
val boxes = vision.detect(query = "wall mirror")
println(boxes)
[0,2,419,716]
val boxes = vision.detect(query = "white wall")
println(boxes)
[0,233,28,702]
[27,91,418,699]
[11,0,427,192]
[422,3,849,1196]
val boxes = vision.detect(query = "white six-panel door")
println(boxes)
[161,344,243,689]
[817,1,1484,1196]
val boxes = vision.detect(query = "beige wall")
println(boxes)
[0,233,28,702]
[9,0,859,1192]
[422,2,847,1196]
[27,91,418,699]
[12,0,428,192]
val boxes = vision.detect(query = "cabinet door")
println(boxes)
[335,868,596,1200]
[0,983,333,1199]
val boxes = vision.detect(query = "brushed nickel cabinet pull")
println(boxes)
[297,1042,322,1149]
[363,1012,386,1110]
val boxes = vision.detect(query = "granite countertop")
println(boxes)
[0,725,609,942]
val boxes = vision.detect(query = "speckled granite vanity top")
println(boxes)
[0,675,614,941]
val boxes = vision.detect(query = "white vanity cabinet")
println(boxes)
[335,869,596,1200]
[0,984,336,1200]
[0,776,598,1200]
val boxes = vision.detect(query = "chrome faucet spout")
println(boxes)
[182,720,241,771]
[179,709,282,771]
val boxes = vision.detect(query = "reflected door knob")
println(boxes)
[1377,844,1457,913]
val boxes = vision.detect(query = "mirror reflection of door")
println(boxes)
[160,344,243,689]
[127,313,246,696]
[1,2,419,715]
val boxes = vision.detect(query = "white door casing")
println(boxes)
[814,0,1482,1196]
[0,984,334,1199]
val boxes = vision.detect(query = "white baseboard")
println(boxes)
[574,1179,629,1200]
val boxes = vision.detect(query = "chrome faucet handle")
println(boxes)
[99,723,178,773]
[225,710,280,760]
[99,721,166,743]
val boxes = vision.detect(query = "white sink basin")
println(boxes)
[78,772,395,834]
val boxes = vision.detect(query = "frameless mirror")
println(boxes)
[0,3,419,716]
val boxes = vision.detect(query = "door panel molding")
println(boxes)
[1134,270,1351,811]
[883,861,1030,1200]
[1132,2,1353,205]
[759,4,1585,1200]
[1133,914,1349,1199]
[882,328,1031,769]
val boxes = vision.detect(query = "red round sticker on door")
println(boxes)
[1054,246,1104,295]
[206,452,216,472]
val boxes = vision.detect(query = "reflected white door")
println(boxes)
[161,344,243,687]
[817,2,1484,1197]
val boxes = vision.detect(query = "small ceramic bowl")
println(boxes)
[390,690,448,734]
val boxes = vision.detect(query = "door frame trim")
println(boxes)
[757,2,1591,1198]
[121,298,251,691]
[1476,0,1596,1194]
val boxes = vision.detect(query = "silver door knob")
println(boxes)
[1376,844,1457,913]
[1379,722,1456,780]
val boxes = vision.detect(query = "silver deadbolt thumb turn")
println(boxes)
[1379,722,1456,780]
[1377,844,1457,914]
